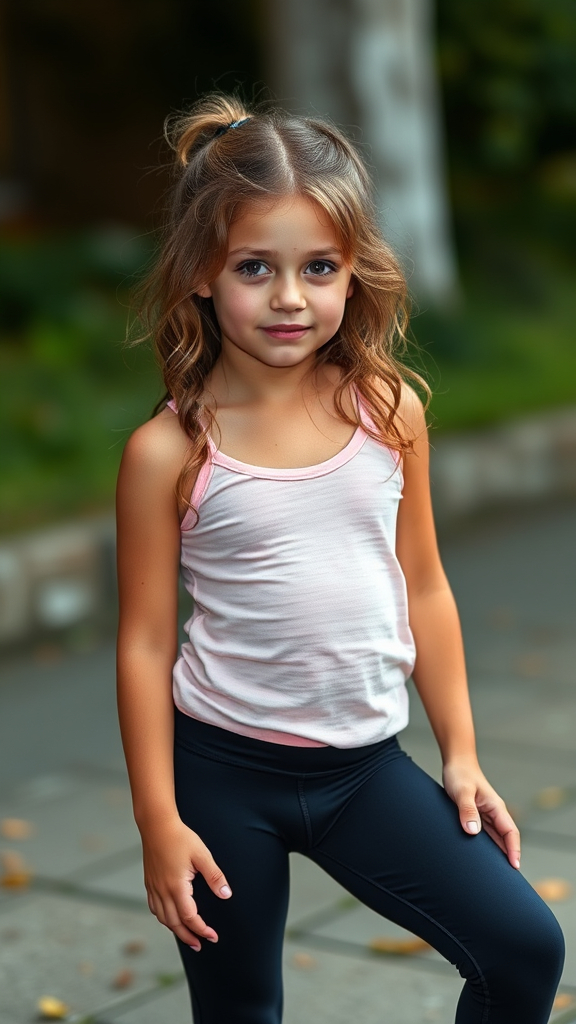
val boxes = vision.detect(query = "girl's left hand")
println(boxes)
[442,759,521,870]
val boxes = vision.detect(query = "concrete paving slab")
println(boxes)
[408,675,576,756]
[0,777,139,881]
[98,980,191,1024]
[82,858,147,903]
[473,691,576,752]
[102,942,463,1024]
[0,645,124,797]
[0,890,182,1024]
[286,854,351,926]
[296,897,444,966]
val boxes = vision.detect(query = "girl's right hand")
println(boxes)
[141,816,232,950]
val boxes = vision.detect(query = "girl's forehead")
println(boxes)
[227,195,341,251]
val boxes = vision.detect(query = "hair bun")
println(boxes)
[166,95,250,167]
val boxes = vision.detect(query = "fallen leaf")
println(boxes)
[33,644,64,665]
[534,787,570,811]
[1,818,34,839]
[0,849,32,888]
[123,939,146,955]
[369,935,431,955]
[513,653,547,678]
[111,968,134,989]
[156,972,179,987]
[553,993,574,1010]
[37,995,69,1019]
[291,952,317,969]
[533,878,573,903]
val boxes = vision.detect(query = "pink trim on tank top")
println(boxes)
[206,425,367,481]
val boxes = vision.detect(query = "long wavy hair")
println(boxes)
[135,93,429,519]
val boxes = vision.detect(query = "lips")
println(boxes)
[262,324,311,339]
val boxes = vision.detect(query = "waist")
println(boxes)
[173,705,402,775]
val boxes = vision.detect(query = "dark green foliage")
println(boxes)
[0,231,160,533]
[436,0,576,257]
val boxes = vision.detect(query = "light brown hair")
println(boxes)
[135,93,429,518]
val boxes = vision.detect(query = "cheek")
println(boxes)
[315,286,351,324]
[212,285,259,329]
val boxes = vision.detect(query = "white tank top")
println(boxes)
[169,399,415,748]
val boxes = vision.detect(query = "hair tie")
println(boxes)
[213,117,251,139]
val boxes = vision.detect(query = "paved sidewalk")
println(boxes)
[1,500,576,1023]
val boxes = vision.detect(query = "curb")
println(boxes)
[1,406,575,648]
[0,515,116,647]
[430,405,576,525]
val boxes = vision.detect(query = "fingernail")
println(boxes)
[515,858,521,869]
[189,944,200,952]
[467,821,479,833]
[220,885,232,897]
[206,936,218,943]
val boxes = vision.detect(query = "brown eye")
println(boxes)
[306,260,335,276]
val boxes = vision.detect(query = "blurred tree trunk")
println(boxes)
[264,0,458,304]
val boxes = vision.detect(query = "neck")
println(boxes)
[208,343,325,407]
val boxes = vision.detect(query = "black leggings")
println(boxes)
[173,709,564,1024]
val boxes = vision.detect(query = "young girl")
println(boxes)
[116,95,564,1024]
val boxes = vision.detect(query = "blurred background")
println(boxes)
[1,0,573,540]
[1,0,575,541]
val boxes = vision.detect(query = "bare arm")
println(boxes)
[116,410,232,949]
[395,388,520,869]
[116,413,182,828]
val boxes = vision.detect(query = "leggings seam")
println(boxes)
[315,849,491,1024]
[311,755,407,847]
[297,777,313,847]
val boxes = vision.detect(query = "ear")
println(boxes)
[346,277,355,300]
[195,283,212,298]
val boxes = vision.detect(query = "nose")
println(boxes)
[270,272,306,312]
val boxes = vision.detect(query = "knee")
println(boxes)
[502,900,565,996]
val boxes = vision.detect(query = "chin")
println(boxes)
[264,352,312,367]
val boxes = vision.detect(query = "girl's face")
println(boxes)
[197,195,354,371]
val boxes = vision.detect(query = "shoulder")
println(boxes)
[369,376,427,448]
[117,407,192,514]
[397,382,427,446]
[120,406,189,476]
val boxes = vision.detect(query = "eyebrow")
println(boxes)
[228,247,343,259]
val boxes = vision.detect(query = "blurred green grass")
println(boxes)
[412,270,576,430]
[1,232,575,535]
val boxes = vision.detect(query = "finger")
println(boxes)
[455,791,481,835]
[176,884,219,942]
[195,847,232,900]
[489,807,521,869]
[162,895,206,948]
